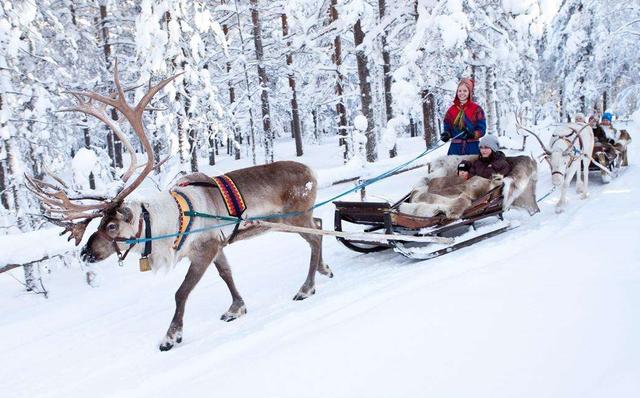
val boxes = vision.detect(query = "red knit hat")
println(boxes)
[458,78,474,94]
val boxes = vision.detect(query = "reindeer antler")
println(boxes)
[515,111,551,155]
[562,123,590,156]
[29,61,181,245]
[67,62,183,203]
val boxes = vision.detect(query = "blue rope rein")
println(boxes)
[125,134,460,246]
[536,186,556,202]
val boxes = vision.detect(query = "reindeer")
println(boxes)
[27,65,333,351]
[518,121,594,213]
[615,129,632,167]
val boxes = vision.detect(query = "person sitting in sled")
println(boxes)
[440,78,487,155]
[592,112,619,162]
[469,134,512,179]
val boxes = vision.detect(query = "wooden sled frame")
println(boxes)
[334,185,504,256]
[589,142,620,178]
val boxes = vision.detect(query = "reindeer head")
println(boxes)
[515,114,584,187]
[27,62,180,264]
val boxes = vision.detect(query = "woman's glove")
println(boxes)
[440,132,450,142]
[465,129,476,139]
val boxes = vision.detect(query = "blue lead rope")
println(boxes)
[125,135,459,246]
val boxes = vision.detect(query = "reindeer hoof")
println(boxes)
[159,342,174,352]
[159,332,182,352]
[580,192,589,199]
[221,306,247,322]
[318,264,334,278]
[293,288,315,301]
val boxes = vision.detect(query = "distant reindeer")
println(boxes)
[27,65,333,351]
[518,119,594,213]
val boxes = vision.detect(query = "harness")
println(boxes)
[177,174,247,242]
[100,204,151,266]
[169,190,195,250]
[546,127,586,177]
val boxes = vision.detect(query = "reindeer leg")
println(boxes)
[214,250,247,322]
[556,179,569,214]
[292,216,327,301]
[580,157,590,198]
[313,217,333,278]
[159,249,214,352]
[575,162,585,196]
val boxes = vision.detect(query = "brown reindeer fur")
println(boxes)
[81,161,333,351]
[616,130,631,167]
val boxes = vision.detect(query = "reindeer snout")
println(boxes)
[80,245,96,263]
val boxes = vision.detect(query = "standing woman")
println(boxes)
[441,78,487,155]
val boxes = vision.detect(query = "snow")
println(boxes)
[71,147,98,188]
[2,117,639,397]
[353,114,368,131]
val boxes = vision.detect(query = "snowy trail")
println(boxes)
[2,134,639,398]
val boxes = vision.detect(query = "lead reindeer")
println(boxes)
[27,65,333,351]
[517,118,594,213]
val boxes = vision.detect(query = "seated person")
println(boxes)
[592,113,619,161]
[400,160,503,219]
[469,134,512,178]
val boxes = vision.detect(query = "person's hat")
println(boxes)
[457,160,472,173]
[601,112,613,122]
[479,134,499,152]
[458,78,474,94]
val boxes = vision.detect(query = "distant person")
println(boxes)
[574,113,586,123]
[593,112,616,145]
[441,78,486,155]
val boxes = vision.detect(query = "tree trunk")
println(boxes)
[234,0,257,164]
[421,89,436,148]
[5,136,27,231]
[485,68,497,135]
[221,13,241,160]
[493,70,501,135]
[312,109,319,142]
[281,14,304,157]
[0,95,9,211]
[603,90,608,112]
[83,121,96,189]
[329,0,349,161]
[209,128,216,166]
[0,154,7,211]
[250,0,274,164]
[188,128,198,172]
[378,0,395,158]
[23,264,39,292]
[99,5,122,170]
[353,19,377,162]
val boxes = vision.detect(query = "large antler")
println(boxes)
[29,62,181,245]
[515,111,551,155]
[25,174,108,245]
[66,62,182,201]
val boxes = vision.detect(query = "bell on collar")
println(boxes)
[139,256,152,272]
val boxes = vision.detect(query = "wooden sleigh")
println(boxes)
[334,184,513,260]
[589,142,621,183]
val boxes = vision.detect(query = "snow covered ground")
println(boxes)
[2,123,639,398]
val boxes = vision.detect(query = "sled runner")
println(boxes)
[333,185,514,260]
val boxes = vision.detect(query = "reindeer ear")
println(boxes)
[116,206,134,223]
